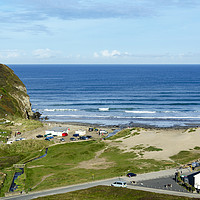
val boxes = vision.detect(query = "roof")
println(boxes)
[187,171,200,178]
[46,127,69,132]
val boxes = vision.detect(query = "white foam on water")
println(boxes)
[125,111,156,114]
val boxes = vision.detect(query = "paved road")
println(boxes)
[1,168,200,200]
[0,178,116,200]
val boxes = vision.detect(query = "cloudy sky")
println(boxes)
[0,0,200,64]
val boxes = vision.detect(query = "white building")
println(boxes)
[185,171,200,189]
[45,127,69,136]
[75,129,86,136]
[194,173,200,189]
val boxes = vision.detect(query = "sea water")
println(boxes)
[10,64,200,127]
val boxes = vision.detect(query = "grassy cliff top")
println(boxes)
[0,64,32,118]
[0,64,25,90]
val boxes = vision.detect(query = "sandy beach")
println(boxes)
[105,127,200,161]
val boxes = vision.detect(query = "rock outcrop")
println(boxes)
[0,64,33,119]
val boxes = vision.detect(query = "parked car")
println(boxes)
[45,138,50,141]
[79,136,88,140]
[16,132,21,135]
[86,135,92,139]
[99,130,108,134]
[46,136,54,140]
[73,134,79,137]
[88,128,93,132]
[70,137,76,141]
[111,181,127,188]
[15,138,25,141]
[127,173,137,177]
[36,134,43,138]
[60,138,65,142]
[62,133,68,137]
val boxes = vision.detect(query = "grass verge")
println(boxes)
[33,185,195,200]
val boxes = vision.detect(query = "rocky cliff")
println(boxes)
[0,64,33,119]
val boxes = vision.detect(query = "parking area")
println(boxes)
[35,126,113,143]
[131,176,189,193]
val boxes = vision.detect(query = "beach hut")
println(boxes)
[45,127,69,137]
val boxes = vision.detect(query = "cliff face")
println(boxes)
[0,64,33,119]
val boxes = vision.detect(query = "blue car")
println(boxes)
[127,173,137,177]
[46,136,54,140]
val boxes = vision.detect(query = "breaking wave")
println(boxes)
[43,109,78,112]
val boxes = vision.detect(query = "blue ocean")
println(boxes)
[10,64,200,127]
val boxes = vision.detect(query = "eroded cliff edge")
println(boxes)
[0,64,33,119]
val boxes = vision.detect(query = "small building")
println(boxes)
[45,127,69,137]
[184,171,200,189]
[194,173,200,189]
[75,130,86,136]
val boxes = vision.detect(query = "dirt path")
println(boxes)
[76,148,114,169]
[31,173,54,190]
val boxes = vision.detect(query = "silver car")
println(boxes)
[111,181,127,188]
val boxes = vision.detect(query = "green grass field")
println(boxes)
[0,139,177,196]
[33,185,197,200]
[24,141,176,192]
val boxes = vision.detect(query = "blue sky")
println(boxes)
[0,0,200,64]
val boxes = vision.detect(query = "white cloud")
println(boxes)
[93,52,99,58]
[32,48,54,59]
[94,50,199,60]
[100,50,121,57]
[0,50,21,59]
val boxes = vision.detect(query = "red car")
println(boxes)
[16,132,21,135]
[62,133,68,137]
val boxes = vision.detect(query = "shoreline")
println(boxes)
[42,120,200,130]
